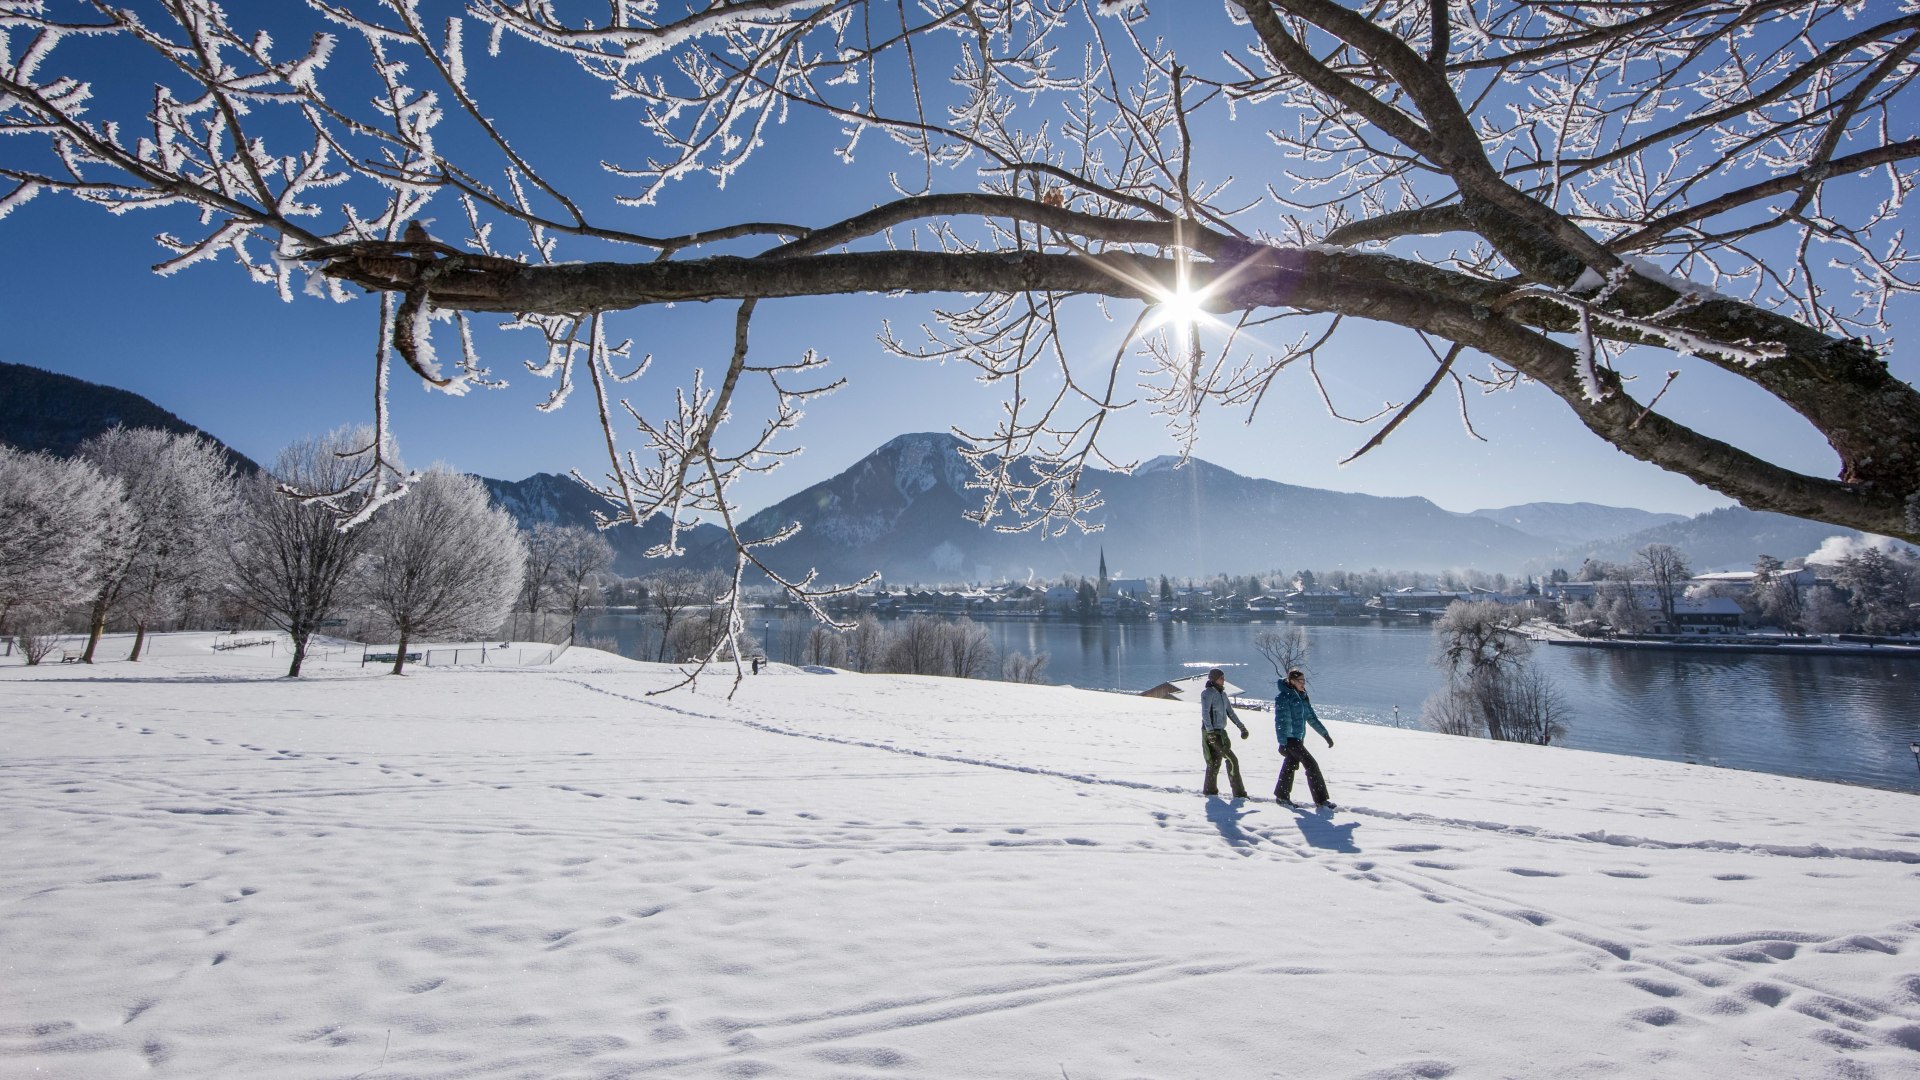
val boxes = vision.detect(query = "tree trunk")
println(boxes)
[81,592,108,663]
[392,628,410,675]
[286,625,310,678]
[128,622,146,661]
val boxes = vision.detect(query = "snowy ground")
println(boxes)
[3,634,1918,1080]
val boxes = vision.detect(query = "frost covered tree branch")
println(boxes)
[4,0,1920,575]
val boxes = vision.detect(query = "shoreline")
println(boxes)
[1541,636,1920,658]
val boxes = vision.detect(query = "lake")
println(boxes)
[580,613,1920,792]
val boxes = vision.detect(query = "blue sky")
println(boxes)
[4,3,1908,522]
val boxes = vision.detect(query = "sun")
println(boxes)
[1158,285,1207,337]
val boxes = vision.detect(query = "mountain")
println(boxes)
[5,361,1876,581]
[717,432,1558,581]
[1469,501,1687,548]
[1554,506,1863,572]
[0,360,260,473]
[479,473,725,577]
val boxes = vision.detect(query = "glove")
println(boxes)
[1237,727,1248,740]
[1325,737,1335,748]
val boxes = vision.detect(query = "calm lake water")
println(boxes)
[581,613,1920,792]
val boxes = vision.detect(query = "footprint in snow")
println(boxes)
[1628,1006,1682,1027]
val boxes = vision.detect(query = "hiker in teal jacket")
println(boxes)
[1274,668,1337,810]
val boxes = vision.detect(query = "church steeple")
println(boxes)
[1098,547,1109,594]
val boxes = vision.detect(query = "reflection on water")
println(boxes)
[580,612,1920,791]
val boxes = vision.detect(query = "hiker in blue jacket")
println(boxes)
[1274,667,1337,810]
[1199,668,1251,798]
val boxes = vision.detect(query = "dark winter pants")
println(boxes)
[1277,739,1330,805]
[1202,729,1248,797]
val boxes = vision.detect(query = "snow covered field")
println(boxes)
[4,635,1918,1080]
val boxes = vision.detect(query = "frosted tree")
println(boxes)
[74,428,236,662]
[546,526,616,623]
[0,447,125,632]
[228,429,380,677]
[356,466,526,675]
[1428,598,1564,742]
[10,0,1920,680]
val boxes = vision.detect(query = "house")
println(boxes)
[1042,584,1080,612]
[1140,673,1245,700]
[1285,584,1366,615]
[1668,596,1746,633]
[1371,586,1469,613]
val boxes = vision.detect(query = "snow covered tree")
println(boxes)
[11,0,1920,672]
[1832,548,1918,636]
[1429,598,1564,743]
[356,467,526,675]
[0,447,124,632]
[228,429,379,677]
[1801,583,1855,635]
[74,428,236,662]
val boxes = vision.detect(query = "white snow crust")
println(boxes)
[3,633,1918,1079]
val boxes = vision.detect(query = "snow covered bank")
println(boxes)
[3,635,1918,1079]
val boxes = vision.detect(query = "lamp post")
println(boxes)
[764,620,771,665]
[1910,741,1919,780]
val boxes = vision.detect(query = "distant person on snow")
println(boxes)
[1199,668,1251,798]
[1274,668,1337,810]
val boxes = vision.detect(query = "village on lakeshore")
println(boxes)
[749,546,1917,653]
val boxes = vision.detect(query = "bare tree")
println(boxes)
[0,448,123,633]
[1751,555,1802,634]
[645,570,723,663]
[1000,651,1052,685]
[357,467,526,675]
[841,615,890,674]
[75,429,235,662]
[1637,544,1692,629]
[13,1,1920,688]
[13,615,64,667]
[228,430,378,677]
[1251,626,1310,679]
[1420,683,1483,738]
[803,625,849,669]
[884,615,948,676]
[516,522,566,616]
[943,617,996,679]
